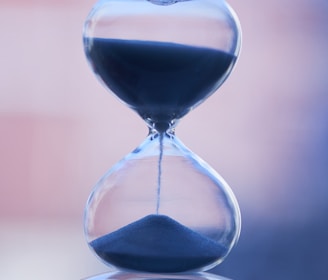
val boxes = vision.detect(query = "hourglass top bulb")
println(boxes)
[84,0,241,132]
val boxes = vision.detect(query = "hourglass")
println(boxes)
[83,0,241,274]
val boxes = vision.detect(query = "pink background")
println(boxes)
[0,0,327,279]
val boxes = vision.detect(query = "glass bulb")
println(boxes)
[83,0,241,131]
[84,131,241,272]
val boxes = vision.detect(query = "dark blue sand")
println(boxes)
[90,214,226,273]
[84,38,236,128]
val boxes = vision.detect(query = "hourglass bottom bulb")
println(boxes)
[90,214,227,273]
[85,133,240,273]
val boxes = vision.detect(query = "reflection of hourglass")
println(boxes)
[83,0,241,274]
[84,271,234,280]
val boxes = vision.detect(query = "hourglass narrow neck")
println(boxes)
[146,119,178,135]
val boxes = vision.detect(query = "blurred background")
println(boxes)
[0,0,327,279]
